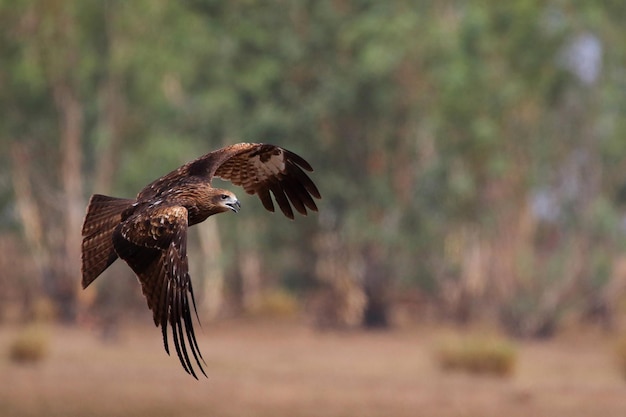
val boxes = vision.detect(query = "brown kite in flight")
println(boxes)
[81,143,320,378]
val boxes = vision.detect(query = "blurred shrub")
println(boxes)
[248,289,300,319]
[435,334,517,377]
[8,324,50,364]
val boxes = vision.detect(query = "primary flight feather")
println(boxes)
[81,143,321,378]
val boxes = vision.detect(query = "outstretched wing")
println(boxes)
[112,204,206,379]
[190,143,321,219]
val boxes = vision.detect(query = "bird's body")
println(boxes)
[81,143,320,378]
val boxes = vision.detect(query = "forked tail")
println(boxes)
[81,194,134,288]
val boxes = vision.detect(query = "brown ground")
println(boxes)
[1,320,625,417]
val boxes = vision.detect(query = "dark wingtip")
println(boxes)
[285,149,314,172]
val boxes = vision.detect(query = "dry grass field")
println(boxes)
[1,320,625,417]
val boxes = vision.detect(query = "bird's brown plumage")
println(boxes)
[81,143,320,378]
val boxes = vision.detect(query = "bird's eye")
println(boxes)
[221,194,228,200]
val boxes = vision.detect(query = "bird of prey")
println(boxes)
[81,143,320,378]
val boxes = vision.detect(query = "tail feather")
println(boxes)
[81,194,134,288]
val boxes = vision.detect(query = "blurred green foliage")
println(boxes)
[1,1,626,333]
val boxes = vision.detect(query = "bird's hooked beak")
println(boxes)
[226,199,241,213]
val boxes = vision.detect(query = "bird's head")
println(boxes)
[211,189,241,214]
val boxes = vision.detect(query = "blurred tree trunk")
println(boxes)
[93,2,127,194]
[33,1,87,322]
[80,72,127,315]
[312,230,366,329]
[362,244,391,328]
[229,219,263,313]
[94,76,125,193]
[10,143,48,319]
[52,83,84,322]
[196,221,225,320]
[239,248,262,313]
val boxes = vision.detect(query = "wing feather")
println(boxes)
[284,174,318,212]
[183,286,203,366]
[284,148,314,171]
[210,143,321,219]
[171,286,194,378]
[288,161,321,199]
[135,143,320,218]
[160,280,170,354]
[267,179,294,219]
[282,178,307,216]
[257,187,275,212]
[112,204,206,378]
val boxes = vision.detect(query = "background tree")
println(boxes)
[1,0,626,335]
